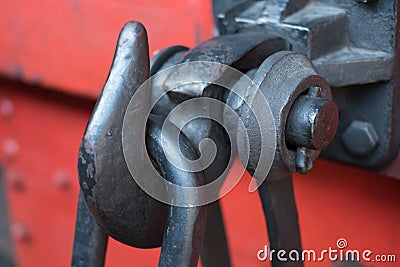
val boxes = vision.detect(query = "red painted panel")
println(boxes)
[220,160,400,267]
[0,80,164,267]
[0,0,213,98]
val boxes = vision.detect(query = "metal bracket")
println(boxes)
[214,0,400,171]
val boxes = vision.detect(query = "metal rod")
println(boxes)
[258,171,303,267]
[200,200,231,267]
[146,115,208,267]
[159,204,208,267]
[71,192,108,267]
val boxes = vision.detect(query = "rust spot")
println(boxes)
[78,141,96,197]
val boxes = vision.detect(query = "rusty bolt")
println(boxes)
[3,138,19,158]
[341,121,379,157]
[286,86,339,174]
[286,95,339,151]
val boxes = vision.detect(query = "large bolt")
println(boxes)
[286,87,339,174]
[286,95,339,151]
[11,222,30,243]
[341,120,379,157]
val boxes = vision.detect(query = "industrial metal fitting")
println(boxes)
[70,0,400,265]
[286,90,338,151]
[286,87,338,173]
[77,21,167,248]
[341,120,379,157]
[238,51,338,176]
[73,20,339,267]
[216,0,400,171]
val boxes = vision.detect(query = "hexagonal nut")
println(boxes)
[341,121,379,157]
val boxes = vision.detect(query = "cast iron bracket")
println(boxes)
[214,0,400,171]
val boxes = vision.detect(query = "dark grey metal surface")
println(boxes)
[150,45,232,267]
[341,120,379,157]
[150,33,288,267]
[353,0,377,3]
[164,31,284,98]
[216,0,394,87]
[150,47,189,118]
[0,165,14,267]
[153,41,337,267]
[323,82,400,170]
[236,51,338,267]
[200,201,231,267]
[72,0,399,264]
[286,95,338,151]
[214,0,400,172]
[146,115,208,267]
[77,21,167,248]
[74,14,341,267]
[239,51,336,175]
[258,173,302,267]
[71,193,108,267]
[150,46,189,76]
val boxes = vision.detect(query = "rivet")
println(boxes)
[11,222,30,242]
[3,138,19,158]
[0,98,14,118]
[7,170,24,191]
[53,170,71,190]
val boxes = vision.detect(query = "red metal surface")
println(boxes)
[0,0,213,98]
[0,1,399,266]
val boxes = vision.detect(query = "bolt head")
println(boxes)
[3,138,19,158]
[311,100,339,150]
[341,121,379,156]
[286,96,339,150]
